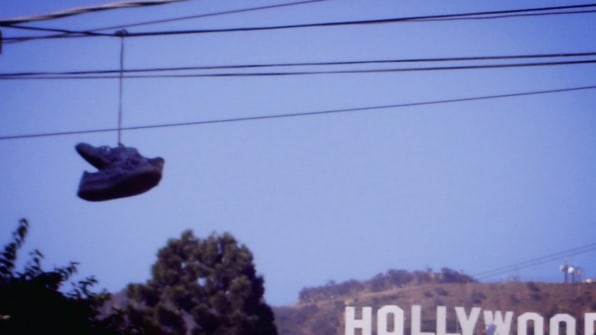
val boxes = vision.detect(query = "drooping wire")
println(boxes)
[117,29,127,145]
[0,0,190,26]
[473,242,596,280]
[3,3,596,43]
[1,51,596,79]
[116,7,596,39]
[1,58,595,80]
[1,0,330,43]
[81,0,331,32]
[1,84,595,141]
[1,24,111,37]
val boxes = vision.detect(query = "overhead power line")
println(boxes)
[1,58,595,80]
[0,0,190,26]
[2,0,331,42]
[2,51,595,79]
[437,8,596,21]
[3,24,111,37]
[1,84,595,141]
[88,0,331,32]
[474,242,596,280]
[3,3,596,42]
[120,5,596,38]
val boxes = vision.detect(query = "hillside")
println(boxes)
[103,268,596,335]
[274,282,596,335]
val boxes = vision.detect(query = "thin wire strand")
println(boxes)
[474,243,596,280]
[423,9,596,22]
[90,0,331,32]
[2,51,596,78]
[331,241,596,298]
[122,8,596,38]
[1,0,330,42]
[1,58,595,80]
[0,0,190,26]
[117,30,127,145]
[1,84,595,141]
[2,24,112,37]
[3,3,596,42]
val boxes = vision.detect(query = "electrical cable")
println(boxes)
[474,242,596,280]
[0,0,190,26]
[1,24,112,37]
[2,51,595,78]
[3,3,596,42]
[85,0,332,32]
[1,58,595,80]
[1,84,595,141]
[426,8,596,22]
[117,29,127,144]
[305,242,596,300]
[120,7,596,38]
[1,0,331,42]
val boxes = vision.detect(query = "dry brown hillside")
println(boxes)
[274,282,596,335]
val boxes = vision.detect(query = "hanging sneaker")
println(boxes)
[76,143,164,201]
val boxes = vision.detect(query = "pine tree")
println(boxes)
[126,230,278,335]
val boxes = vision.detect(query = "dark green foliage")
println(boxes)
[309,316,338,334]
[370,273,389,292]
[275,303,342,335]
[470,290,486,304]
[527,282,540,292]
[0,219,122,335]
[526,282,543,300]
[413,270,434,284]
[435,287,449,296]
[510,293,521,304]
[299,279,364,303]
[298,267,476,303]
[386,269,414,286]
[438,268,475,284]
[125,230,277,335]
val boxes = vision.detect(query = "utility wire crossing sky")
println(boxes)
[0,0,595,306]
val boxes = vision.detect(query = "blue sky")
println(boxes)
[1,0,595,306]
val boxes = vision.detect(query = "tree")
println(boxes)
[438,267,476,284]
[0,219,123,335]
[125,230,278,335]
[386,269,414,286]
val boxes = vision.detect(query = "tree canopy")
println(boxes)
[0,219,121,335]
[125,230,278,335]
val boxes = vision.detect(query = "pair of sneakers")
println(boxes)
[76,143,164,201]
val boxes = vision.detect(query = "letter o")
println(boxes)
[550,314,576,335]
[378,305,404,335]
[518,312,544,335]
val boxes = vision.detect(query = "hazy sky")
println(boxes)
[1,0,595,306]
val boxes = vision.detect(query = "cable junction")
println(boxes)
[3,3,596,42]
[1,0,331,42]
[0,0,190,26]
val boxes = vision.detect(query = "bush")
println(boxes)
[470,291,486,304]
[0,219,123,335]
[435,287,449,296]
[526,282,540,292]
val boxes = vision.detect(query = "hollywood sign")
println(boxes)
[345,305,596,335]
